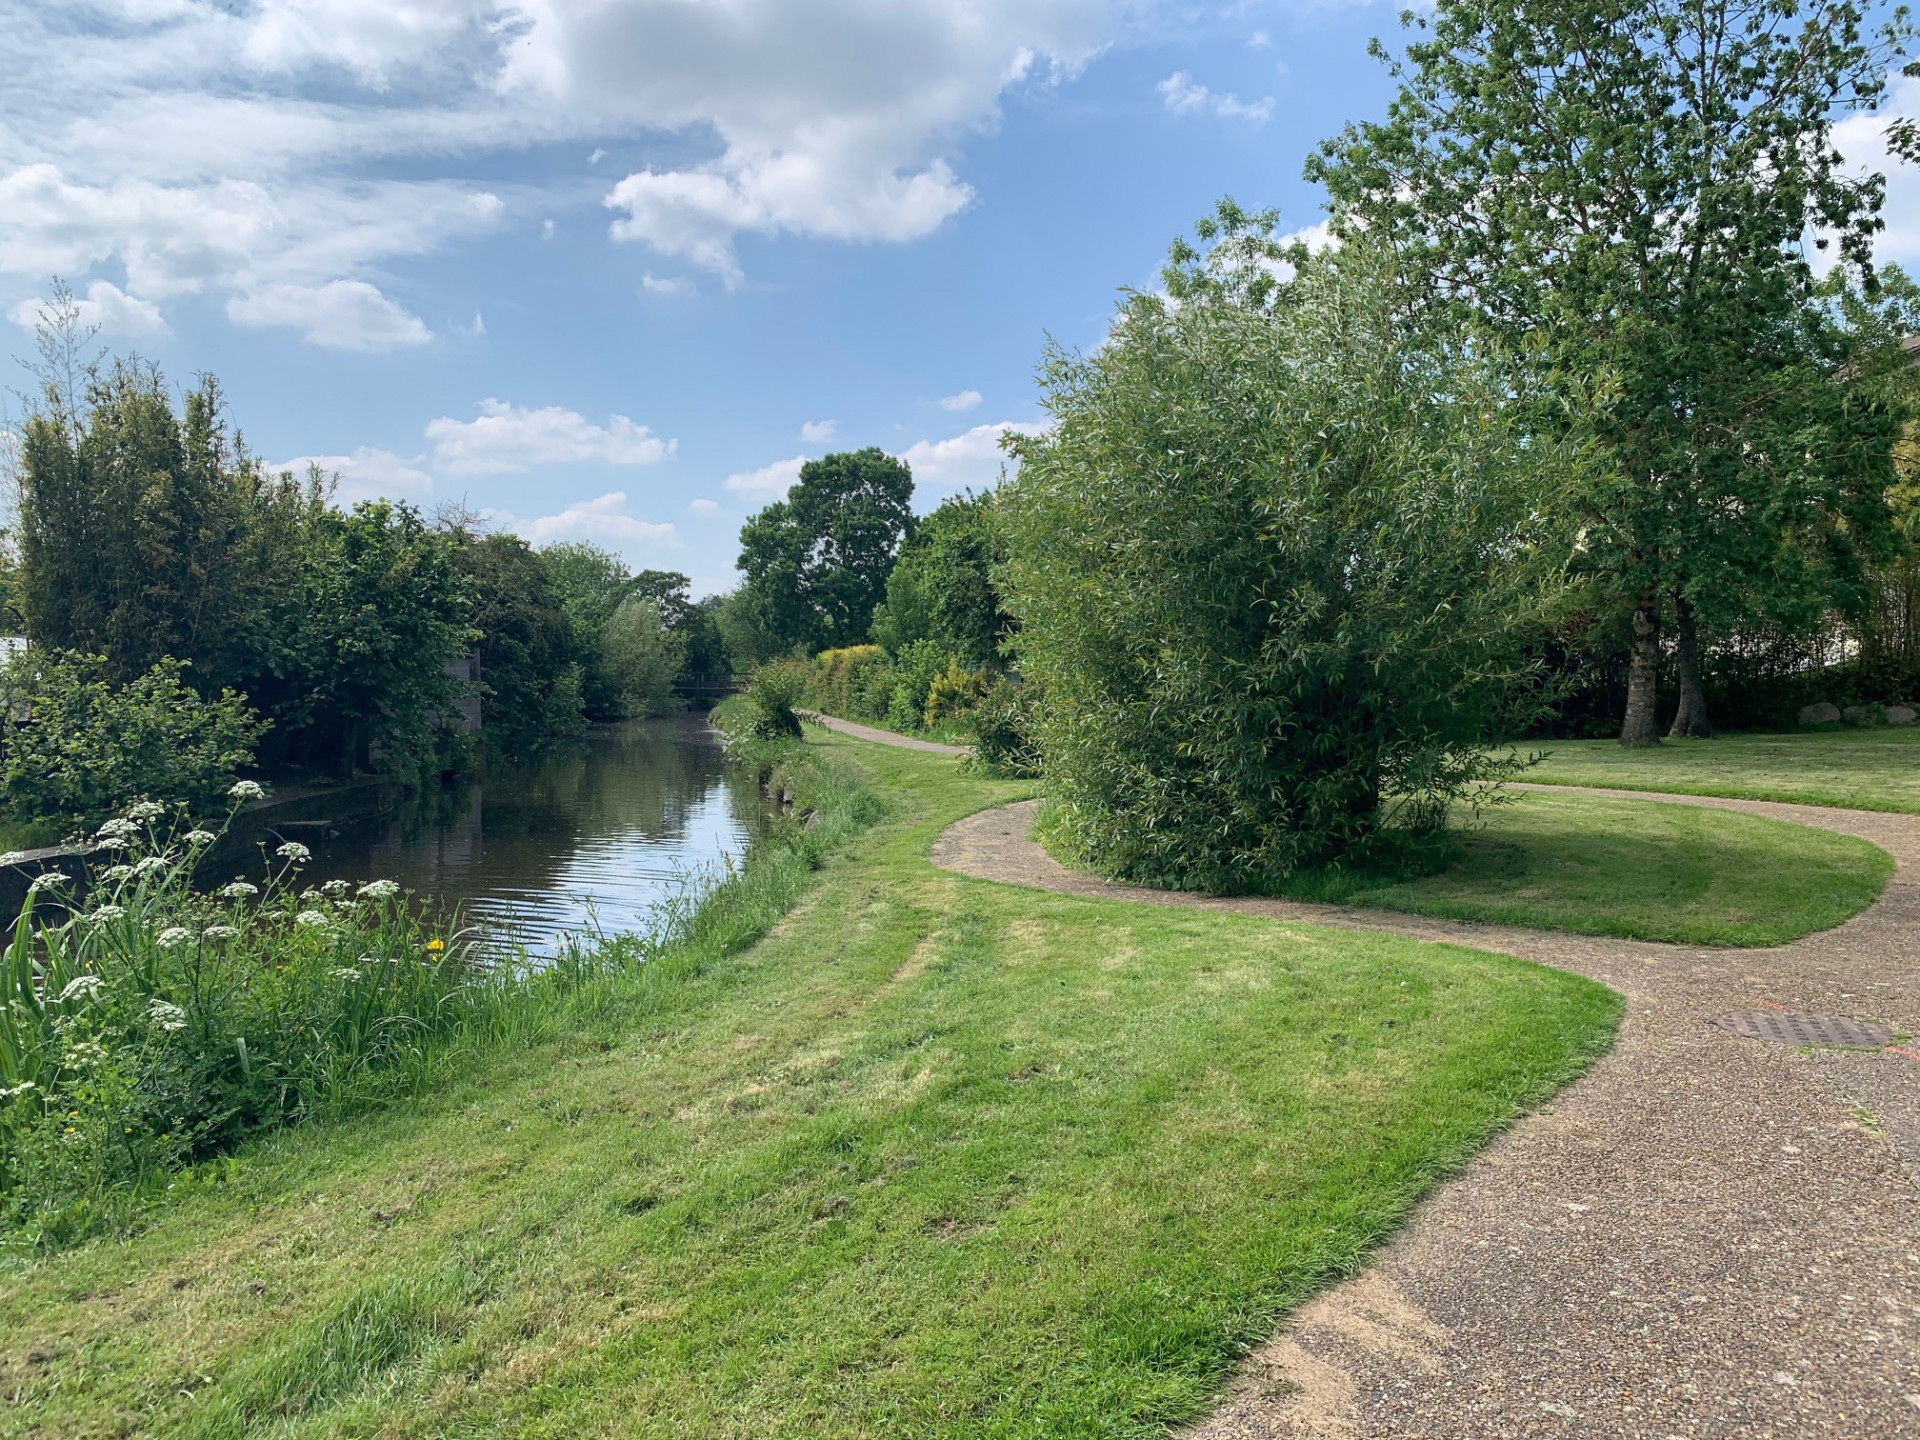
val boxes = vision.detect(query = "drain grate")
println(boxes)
[1711,1010,1894,1049]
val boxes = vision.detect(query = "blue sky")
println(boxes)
[6,2,1918,596]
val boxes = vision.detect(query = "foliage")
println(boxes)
[808,644,894,720]
[733,448,916,657]
[676,593,732,682]
[742,660,809,740]
[882,638,951,733]
[539,542,635,719]
[448,531,583,761]
[922,656,989,728]
[1307,0,1910,741]
[599,598,686,718]
[868,492,1012,669]
[0,653,266,832]
[966,675,1044,778]
[1000,243,1564,890]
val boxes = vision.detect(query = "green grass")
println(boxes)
[1524,727,1920,813]
[1290,789,1891,946]
[0,736,1618,1438]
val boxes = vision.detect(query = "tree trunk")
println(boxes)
[1620,591,1662,747]
[1667,594,1712,738]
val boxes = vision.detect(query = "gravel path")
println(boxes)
[801,710,970,755]
[925,785,1920,1437]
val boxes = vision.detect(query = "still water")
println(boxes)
[299,715,763,956]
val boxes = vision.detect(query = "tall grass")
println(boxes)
[0,737,878,1255]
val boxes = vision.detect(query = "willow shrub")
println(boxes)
[1000,245,1567,891]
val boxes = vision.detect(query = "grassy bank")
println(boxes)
[0,734,1617,1437]
[1524,728,1920,813]
[1294,789,1890,946]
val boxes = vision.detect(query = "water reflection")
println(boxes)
[300,715,763,955]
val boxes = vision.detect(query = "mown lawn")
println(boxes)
[1312,789,1890,946]
[0,736,1618,1438]
[1524,727,1920,813]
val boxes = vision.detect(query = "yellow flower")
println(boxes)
[426,938,446,953]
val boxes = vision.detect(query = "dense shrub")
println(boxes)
[923,657,990,728]
[744,660,809,739]
[1000,246,1563,890]
[967,676,1044,777]
[869,493,1012,669]
[884,640,950,733]
[0,652,267,833]
[601,598,687,718]
[809,645,894,721]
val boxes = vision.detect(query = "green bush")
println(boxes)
[809,645,894,722]
[601,598,687,718]
[923,656,989,728]
[967,676,1044,778]
[1000,242,1562,890]
[744,660,809,740]
[884,640,949,733]
[0,652,267,834]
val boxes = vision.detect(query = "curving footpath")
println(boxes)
[809,715,1920,1437]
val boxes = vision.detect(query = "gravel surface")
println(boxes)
[801,710,970,755]
[928,791,1920,1439]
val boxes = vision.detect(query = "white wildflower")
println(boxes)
[358,879,400,900]
[126,801,166,822]
[229,780,266,801]
[219,881,258,899]
[132,855,171,877]
[0,1080,36,1100]
[321,879,350,897]
[86,905,126,924]
[185,830,217,847]
[156,926,194,950]
[201,924,239,941]
[58,974,105,1002]
[294,909,332,929]
[329,967,360,981]
[28,872,69,894]
[94,836,129,852]
[0,851,30,867]
[147,1000,187,1032]
[96,818,139,840]
[277,842,311,863]
[65,1039,107,1069]
[99,864,134,882]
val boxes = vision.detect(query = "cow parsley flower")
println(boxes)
[156,926,194,950]
[185,830,217,847]
[294,909,332,929]
[329,967,360,981]
[96,818,139,841]
[229,780,266,801]
[0,851,30,867]
[100,864,134,882]
[0,1080,36,1100]
[58,974,105,1002]
[126,801,166,822]
[94,836,129,852]
[132,855,171,877]
[322,879,351,897]
[28,872,69,894]
[277,842,311,863]
[202,924,239,940]
[147,1000,187,1032]
[220,881,259,899]
[358,879,400,900]
[86,905,126,924]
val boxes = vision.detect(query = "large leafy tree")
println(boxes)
[735,448,915,655]
[1309,0,1908,742]
[869,492,1012,670]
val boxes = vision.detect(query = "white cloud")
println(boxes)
[0,0,1114,337]
[1249,30,1271,48]
[800,418,838,442]
[1156,71,1273,125]
[588,147,607,166]
[896,420,1043,492]
[724,454,806,497]
[1832,78,1920,271]
[641,271,692,295]
[938,388,982,412]
[689,497,721,515]
[273,445,434,501]
[542,218,556,240]
[514,491,677,549]
[7,279,168,339]
[426,398,675,475]
[227,280,431,351]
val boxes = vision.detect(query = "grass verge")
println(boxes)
[1287,789,1890,946]
[1524,728,1920,813]
[0,735,1618,1438]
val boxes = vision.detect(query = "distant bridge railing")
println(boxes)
[673,677,742,700]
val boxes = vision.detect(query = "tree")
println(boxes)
[599,598,687,717]
[1000,240,1565,889]
[1309,0,1908,743]
[869,492,1011,669]
[735,448,915,654]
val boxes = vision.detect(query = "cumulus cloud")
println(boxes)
[1156,71,1273,124]
[689,497,721,515]
[7,279,168,339]
[641,271,692,295]
[273,445,435,500]
[1831,78,1920,271]
[514,491,677,548]
[0,0,1115,324]
[896,420,1043,492]
[800,418,838,442]
[724,454,806,497]
[227,280,431,350]
[938,388,982,412]
[426,398,675,475]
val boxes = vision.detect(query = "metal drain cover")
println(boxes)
[1712,1011,1894,1049]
